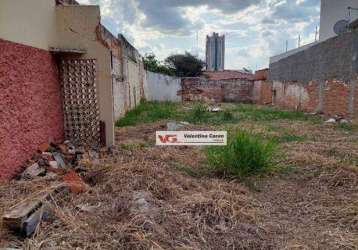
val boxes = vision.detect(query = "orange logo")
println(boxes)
[158,135,178,143]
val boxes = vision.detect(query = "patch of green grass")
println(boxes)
[334,123,358,132]
[221,111,234,121]
[205,130,277,177]
[272,132,307,143]
[119,142,148,150]
[233,104,319,122]
[172,162,209,178]
[184,102,209,123]
[116,100,179,127]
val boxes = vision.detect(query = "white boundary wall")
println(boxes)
[144,71,181,102]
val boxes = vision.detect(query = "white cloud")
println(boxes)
[77,0,320,70]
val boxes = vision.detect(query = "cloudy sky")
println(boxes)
[77,0,321,71]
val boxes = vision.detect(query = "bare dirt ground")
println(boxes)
[1,106,358,250]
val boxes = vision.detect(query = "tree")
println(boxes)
[165,52,204,77]
[143,53,175,76]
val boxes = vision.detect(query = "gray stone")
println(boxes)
[53,152,66,168]
[180,121,190,125]
[76,203,101,213]
[167,122,184,131]
[22,163,45,179]
[130,191,156,214]
[49,161,58,168]
[325,118,336,123]
[207,106,222,112]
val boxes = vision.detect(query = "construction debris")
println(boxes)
[21,163,45,179]
[325,118,337,123]
[2,184,67,237]
[207,106,222,112]
[167,121,184,131]
[0,140,104,238]
[19,140,87,180]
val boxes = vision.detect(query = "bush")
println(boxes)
[221,111,234,122]
[206,130,277,177]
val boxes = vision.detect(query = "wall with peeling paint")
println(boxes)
[268,28,358,119]
[181,77,253,103]
[113,36,145,121]
[55,5,115,146]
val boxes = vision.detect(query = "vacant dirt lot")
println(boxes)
[1,103,357,250]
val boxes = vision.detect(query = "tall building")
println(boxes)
[206,33,225,71]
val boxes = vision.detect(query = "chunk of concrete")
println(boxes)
[49,161,58,168]
[167,122,184,131]
[53,152,66,168]
[207,106,222,112]
[130,191,156,214]
[22,163,45,179]
[325,118,336,123]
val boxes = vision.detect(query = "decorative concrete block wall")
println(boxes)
[0,39,64,179]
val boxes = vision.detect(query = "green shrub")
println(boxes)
[186,102,208,123]
[206,130,277,177]
[221,111,234,122]
[334,123,358,132]
[116,100,178,127]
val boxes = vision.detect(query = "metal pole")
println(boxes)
[315,26,318,42]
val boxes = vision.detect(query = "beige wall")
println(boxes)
[0,0,57,50]
[113,47,145,121]
[55,5,115,146]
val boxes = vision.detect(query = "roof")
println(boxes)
[202,70,254,81]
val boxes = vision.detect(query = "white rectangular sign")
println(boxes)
[156,131,227,146]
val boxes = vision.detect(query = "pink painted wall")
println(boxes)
[0,39,64,179]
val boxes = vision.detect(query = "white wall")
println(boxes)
[144,71,182,102]
[320,0,358,41]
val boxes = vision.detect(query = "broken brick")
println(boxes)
[22,163,45,179]
[58,144,68,154]
[63,170,87,194]
[38,143,50,153]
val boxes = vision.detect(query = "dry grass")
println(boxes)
[1,105,358,249]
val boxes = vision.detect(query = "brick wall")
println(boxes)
[268,29,358,119]
[271,79,357,118]
[323,80,351,117]
[181,77,253,103]
[0,39,64,179]
[252,81,272,105]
